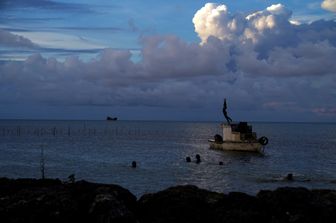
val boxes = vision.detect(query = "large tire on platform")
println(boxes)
[258,136,268,145]
[214,134,223,143]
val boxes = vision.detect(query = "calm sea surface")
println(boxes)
[0,120,336,197]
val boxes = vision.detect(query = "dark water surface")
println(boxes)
[1,120,335,197]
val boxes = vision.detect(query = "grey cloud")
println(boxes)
[141,35,232,79]
[0,29,37,48]
[0,44,334,115]
[296,20,336,45]
[237,41,336,77]
[254,19,336,59]
[0,42,234,108]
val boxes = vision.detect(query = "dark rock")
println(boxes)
[138,185,336,223]
[257,187,336,223]
[310,190,336,222]
[0,178,136,223]
[210,192,269,223]
[88,186,137,223]
[0,178,62,196]
[214,192,269,223]
[137,185,225,223]
[89,193,135,223]
[2,178,336,223]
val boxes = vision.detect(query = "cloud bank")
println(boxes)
[1,3,336,121]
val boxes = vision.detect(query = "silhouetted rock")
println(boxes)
[89,186,137,223]
[138,185,336,223]
[138,185,269,223]
[257,187,336,223]
[2,178,336,223]
[138,185,224,223]
[0,178,136,223]
[214,192,269,223]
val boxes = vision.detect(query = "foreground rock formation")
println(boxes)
[1,178,336,223]
[0,178,136,223]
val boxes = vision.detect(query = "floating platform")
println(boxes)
[209,122,268,153]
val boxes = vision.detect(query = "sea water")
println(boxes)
[0,120,335,197]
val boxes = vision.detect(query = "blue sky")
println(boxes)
[0,0,336,121]
[1,0,334,59]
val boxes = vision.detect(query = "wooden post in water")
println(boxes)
[40,144,45,179]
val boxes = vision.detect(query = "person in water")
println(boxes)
[285,173,294,181]
[223,98,233,125]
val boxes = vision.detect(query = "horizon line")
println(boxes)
[0,118,335,124]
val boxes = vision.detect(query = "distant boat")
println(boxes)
[106,116,118,121]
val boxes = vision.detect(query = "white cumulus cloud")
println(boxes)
[193,3,292,44]
[192,3,245,44]
[322,0,336,12]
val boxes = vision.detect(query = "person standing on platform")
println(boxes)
[223,98,233,125]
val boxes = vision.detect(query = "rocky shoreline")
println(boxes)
[1,178,336,223]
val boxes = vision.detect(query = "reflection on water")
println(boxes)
[0,120,336,196]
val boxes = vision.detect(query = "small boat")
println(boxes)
[208,122,268,153]
[106,116,118,121]
[209,99,268,153]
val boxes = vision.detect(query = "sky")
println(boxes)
[0,0,336,122]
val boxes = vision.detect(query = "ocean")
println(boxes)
[0,120,335,197]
